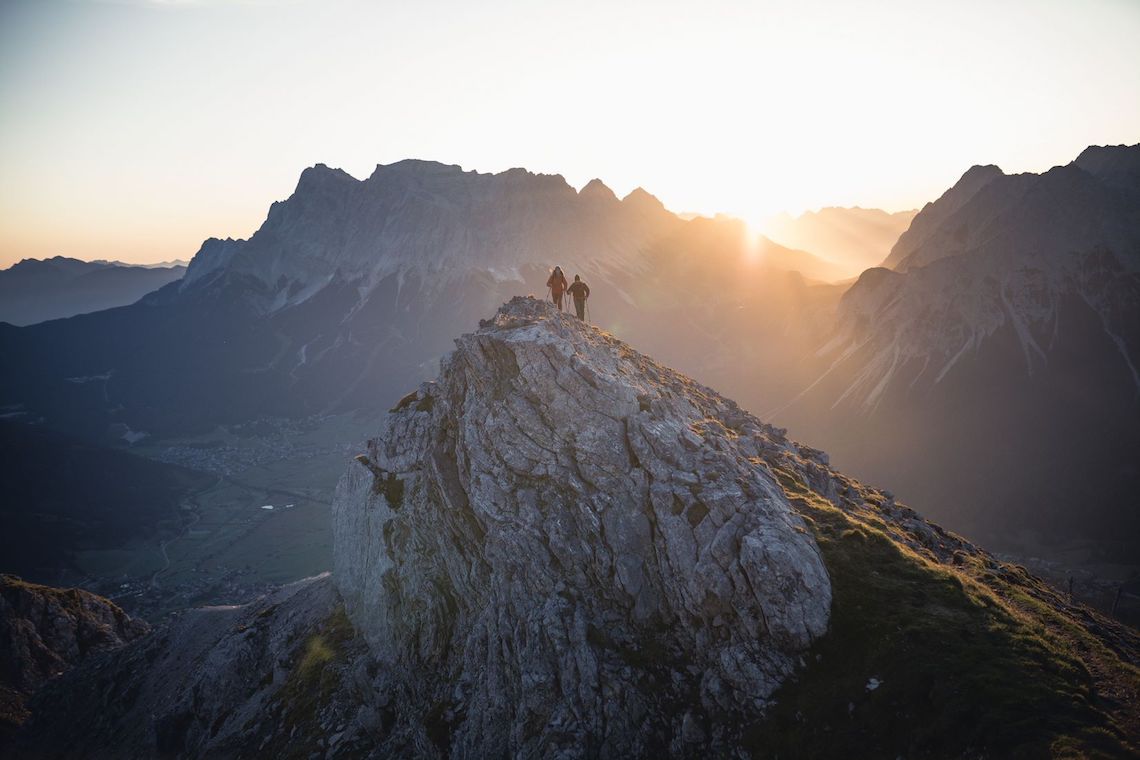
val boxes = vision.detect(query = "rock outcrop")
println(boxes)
[334,296,833,755]
[0,574,149,738]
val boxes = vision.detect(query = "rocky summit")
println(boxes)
[333,296,832,755]
[12,298,1140,758]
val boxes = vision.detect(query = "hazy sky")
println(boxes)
[2,0,1139,267]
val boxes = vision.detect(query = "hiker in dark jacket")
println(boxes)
[567,275,590,321]
[546,266,569,311]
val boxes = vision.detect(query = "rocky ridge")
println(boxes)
[831,145,1140,409]
[333,296,832,756]
[180,162,677,309]
[330,297,1139,757]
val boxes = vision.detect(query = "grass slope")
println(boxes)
[746,467,1139,759]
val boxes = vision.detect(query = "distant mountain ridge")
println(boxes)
[180,161,677,308]
[778,143,1140,555]
[763,206,917,279]
[842,144,1140,404]
[0,256,186,326]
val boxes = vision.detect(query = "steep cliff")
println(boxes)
[333,296,832,756]
[330,298,1138,757]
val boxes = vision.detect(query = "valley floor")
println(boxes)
[63,412,379,620]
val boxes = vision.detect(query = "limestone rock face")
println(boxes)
[181,161,678,300]
[333,296,832,756]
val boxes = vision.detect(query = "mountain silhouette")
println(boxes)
[0,257,186,326]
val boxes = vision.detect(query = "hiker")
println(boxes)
[546,266,569,311]
[567,274,590,321]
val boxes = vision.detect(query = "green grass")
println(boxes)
[743,469,1135,759]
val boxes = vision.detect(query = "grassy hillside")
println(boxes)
[746,465,1139,758]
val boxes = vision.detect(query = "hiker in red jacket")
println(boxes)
[546,266,569,311]
[567,274,590,321]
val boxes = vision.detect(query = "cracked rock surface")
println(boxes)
[333,296,832,756]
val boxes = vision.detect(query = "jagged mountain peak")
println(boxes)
[957,162,1004,184]
[882,163,1005,271]
[1073,142,1140,191]
[180,160,677,306]
[372,158,463,175]
[813,142,1140,411]
[365,160,575,193]
[579,177,618,202]
[1073,142,1140,171]
[622,185,667,212]
[297,162,357,184]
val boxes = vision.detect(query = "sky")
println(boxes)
[1,0,1139,268]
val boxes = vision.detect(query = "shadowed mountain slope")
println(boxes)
[0,421,212,582]
[777,144,1140,558]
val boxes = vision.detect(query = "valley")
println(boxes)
[64,412,379,620]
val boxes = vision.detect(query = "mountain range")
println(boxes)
[0,256,187,326]
[1,144,1137,569]
[0,162,835,443]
